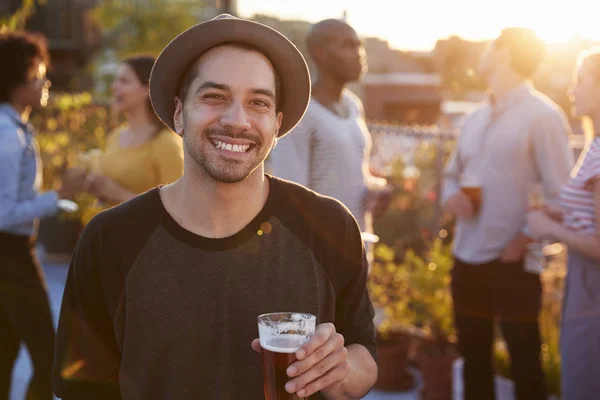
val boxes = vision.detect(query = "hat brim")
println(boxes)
[149,17,311,138]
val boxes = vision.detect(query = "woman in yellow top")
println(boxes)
[74,55,183,205]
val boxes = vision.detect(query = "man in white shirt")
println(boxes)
[443,28,572,400]
[268,19,391,246]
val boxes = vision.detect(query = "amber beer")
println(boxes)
[258,313,316,400]
[528,183,544,210]
[461,186,482,214]
[261,335,306,400]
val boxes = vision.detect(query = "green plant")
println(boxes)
[494,339,511,379]
[368,244,415,338]
[0,0,46,32]
[403,239,456,356]
[369,239,455,354]
[92,0,203,58]
[31,92,114,224]
[373,139,455,257]
[540,307,561,397]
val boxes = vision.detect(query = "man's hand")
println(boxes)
[59,167,87,199]
[84,173,135,203]
[499,233,532,263]
[541,205,564,223]
[527,210,560,239]
[445,191,474,219]
[84,173,117,202]
[252,323,350,398]
[366,184,394,218]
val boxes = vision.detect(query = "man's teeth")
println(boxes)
[213,140,250,153]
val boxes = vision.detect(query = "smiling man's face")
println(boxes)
[173,45,283,183]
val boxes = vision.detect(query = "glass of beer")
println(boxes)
[258,312,316,400]
[528,182,544,210]
[525,182,547,273]
[461,186,482,214]
[460,174,482,215]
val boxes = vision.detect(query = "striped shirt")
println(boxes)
[267,90,372,232]
[560,137,600,234]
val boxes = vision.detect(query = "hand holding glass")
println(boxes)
[258,313,316,400]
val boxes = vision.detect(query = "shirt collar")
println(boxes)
[487,82,531,112]
[0,103,28,130]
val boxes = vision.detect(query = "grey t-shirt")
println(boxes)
[267,91,373,232]
[52,176,377,400]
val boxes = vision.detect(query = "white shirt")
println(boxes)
[443,83,573,263]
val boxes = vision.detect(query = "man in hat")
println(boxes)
[52,15,378,400]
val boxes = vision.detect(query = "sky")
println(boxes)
[237,0,598,51]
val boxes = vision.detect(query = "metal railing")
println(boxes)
[367,121,586,233]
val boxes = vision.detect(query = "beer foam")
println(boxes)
[260,334,306,354]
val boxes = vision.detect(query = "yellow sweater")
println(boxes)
[92,128,184,195]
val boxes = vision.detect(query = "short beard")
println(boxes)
[185,123,268,184]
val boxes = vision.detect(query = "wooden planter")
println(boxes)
[417,340,459,400]
[374,331,416,391]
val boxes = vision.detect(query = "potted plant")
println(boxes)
[368,244,419,392]
[373,146,443,258]
[32,93,112,257]
[402,239,458,400]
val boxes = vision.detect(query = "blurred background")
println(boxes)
[1,0,596,128]
[3,1,595,399]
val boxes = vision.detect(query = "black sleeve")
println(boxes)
[270,178,378,363]
[52,216,122,400]
[334,214,378,364]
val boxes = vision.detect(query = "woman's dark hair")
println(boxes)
[0,30,50,103]
[122,55,164,130]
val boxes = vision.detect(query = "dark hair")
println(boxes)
[494,28,546,78]
[0,30,50,103]
[177,43,282,112]
[122,55,164,129]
